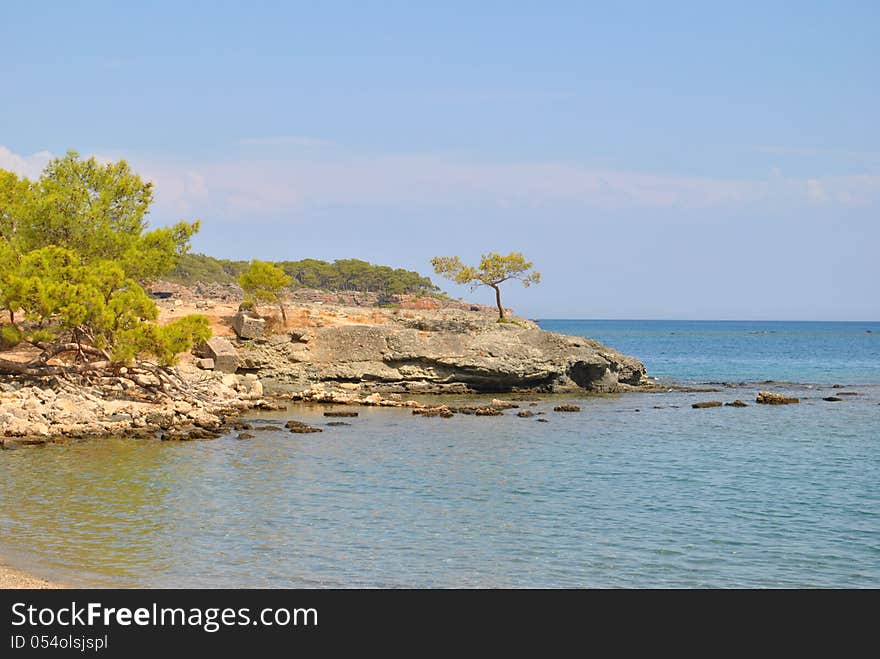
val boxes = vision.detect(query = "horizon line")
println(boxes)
[533,318,880,323]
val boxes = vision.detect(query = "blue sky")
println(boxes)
[2,1,878,319]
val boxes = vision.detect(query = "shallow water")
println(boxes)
[0,320,878,587]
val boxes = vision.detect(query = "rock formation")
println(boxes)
[756,391,799,405]
[197,337,239,373]
[234,310,648,395]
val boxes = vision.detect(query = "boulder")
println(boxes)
[692,401,723,409]
[195,358,215,370]
[286,420,323,433]
[756,391,799,405]
[232,312,266,340]
[198,337,238,373]
[725,400,748,407]
[412,407,454,418]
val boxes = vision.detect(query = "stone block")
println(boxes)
[199,337,238,373]
[232,312,266,339]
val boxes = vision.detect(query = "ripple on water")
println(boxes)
[0,387,879,588]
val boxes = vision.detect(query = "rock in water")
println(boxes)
[412,407,454,418]
[285,420,323,433]
[756,391,799,405]
[725,400,748,407]
[553,405,581,412]
[692,401,723,409]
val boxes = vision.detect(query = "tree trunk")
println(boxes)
[493,285,504,320]
[279,301,288,325]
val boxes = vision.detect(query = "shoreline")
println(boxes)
[0,560,63,589]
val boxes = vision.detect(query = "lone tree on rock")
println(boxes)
[431,252,541,320]
[239,260,292,323]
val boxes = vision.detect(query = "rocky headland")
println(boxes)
[1,287,656,446]
[232,309,650,397]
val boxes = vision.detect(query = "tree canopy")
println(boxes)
[0,152,210,384]
[239,260,292,322]
[169,253,438,296]
[431,252,541,319]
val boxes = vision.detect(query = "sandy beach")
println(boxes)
[0,561,62,589]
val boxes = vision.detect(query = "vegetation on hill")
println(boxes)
[239,260,292,323]
[169,253,439,295]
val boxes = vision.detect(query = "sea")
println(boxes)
[1,320,877,588]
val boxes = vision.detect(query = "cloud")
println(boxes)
[806,179,829,204]
[0,146,54,179]
[3,144,879,224]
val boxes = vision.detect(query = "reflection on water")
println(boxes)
[1,389,879,588]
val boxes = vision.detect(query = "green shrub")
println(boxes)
[0,323,21,349]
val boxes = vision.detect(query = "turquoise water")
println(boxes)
[539,320,880,385]
[1,320,878,587]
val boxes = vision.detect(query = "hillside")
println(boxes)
[169,253,439,296]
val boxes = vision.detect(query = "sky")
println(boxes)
[1,1,878,320]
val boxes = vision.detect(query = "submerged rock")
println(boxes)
[725,400,748,407]
[553,405,581,412]
[692,401,723,409]
[323,411,359,417]
[517,410,535,418]
[413,407,454,418]
[286,420,323,433]
[450,406,504,416]
[822,397,843,402]
[756,391,799,405]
